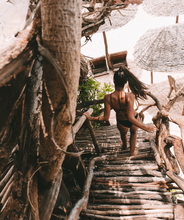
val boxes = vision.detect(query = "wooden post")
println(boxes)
[166,170,184,192]
[151,71,153,84]
[167,75,176,98]
[102,31,113,71]
[86,120,100,155]
[176,15,179,24]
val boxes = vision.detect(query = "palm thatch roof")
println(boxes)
[142,0,184,17]
[134,23,184,72]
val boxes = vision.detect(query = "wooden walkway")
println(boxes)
[73,124,184,220]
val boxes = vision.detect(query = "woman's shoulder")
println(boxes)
[104,93,111,99]
[126,92,135,102]
[104,93,111,103]
[126,92,135,98]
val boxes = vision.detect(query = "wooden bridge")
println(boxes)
[68,123,184,220]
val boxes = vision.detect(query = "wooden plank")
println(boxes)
[91,193,171,202]
[87,204,173,210]
[82,213,164,220]
[84,208,173,216]
[92,186,168,192]
[92,198,166,205]
[94,170,165,177]
[98,164,159,171]
[92,182,172,189]
[91,190,171,196]
[104,159,157,165]
[93,176,171,183]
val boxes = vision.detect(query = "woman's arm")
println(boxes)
[83,94,111,121]
[126,94,158,133]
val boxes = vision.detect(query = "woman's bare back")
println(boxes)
[108,91,136,120]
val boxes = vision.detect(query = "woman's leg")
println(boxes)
[117,122,128,150]
[129,115,140,156]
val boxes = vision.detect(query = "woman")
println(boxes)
[84,66,158,156]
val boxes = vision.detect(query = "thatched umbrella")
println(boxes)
[142,0,184,17]
[96,4,138,33]
[133,23,184,82]
[142,0,184,24]
[142,0,184,23]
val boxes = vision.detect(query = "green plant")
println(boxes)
[170,189,182,199]
[78,77,113,116]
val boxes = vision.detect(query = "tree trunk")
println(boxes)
[39,0,82,186]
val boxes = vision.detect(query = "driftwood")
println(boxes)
[167,75,177,98]
[166,170,184,193]
[165,85,184,112]
[166,136,184,174]
[149,138,163,168]
[153,110,184,149]
[86,119,100,155]
[143,84,184,177]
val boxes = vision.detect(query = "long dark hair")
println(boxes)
[114,66,148,99]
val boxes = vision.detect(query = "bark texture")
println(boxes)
[40,0,82,185]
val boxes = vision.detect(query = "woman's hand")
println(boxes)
[146,126,158,133]
[83,112,92,120]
